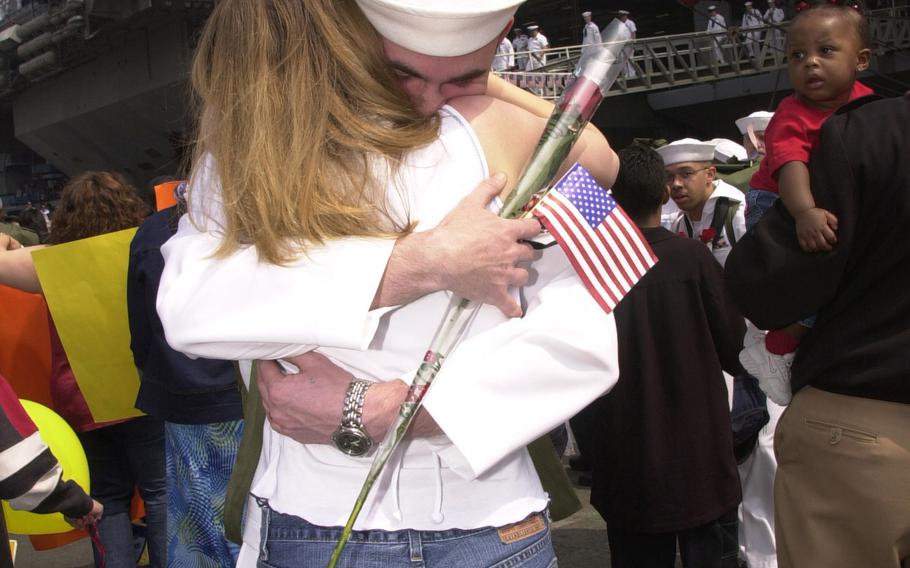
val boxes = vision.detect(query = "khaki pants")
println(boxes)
[774,386,910,568]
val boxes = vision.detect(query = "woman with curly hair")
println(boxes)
[0,171,164,568]
[48,172,150,245]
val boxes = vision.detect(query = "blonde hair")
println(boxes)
[190,0,439,264]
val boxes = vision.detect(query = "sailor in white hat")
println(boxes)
[729,108,784,568]
[705,4,727,64]
[718,110,776,192]
[741,0,764,58]
[763,0,785,51]
[511,26,529,70]
[710,138,749,164]
[616,10,637,77]
[658,138,746,265]
[736,110,774,159]
[525,24,549,70]
[492,34,515,72]
[164,2,622,567]
[581,10,601,47]
[354,0,527,115]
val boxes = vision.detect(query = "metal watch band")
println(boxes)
[340,379,371,428]
[332,379,374,457]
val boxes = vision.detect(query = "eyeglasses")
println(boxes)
[665,166,711,184]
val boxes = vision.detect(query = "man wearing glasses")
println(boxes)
[657,138,746,267]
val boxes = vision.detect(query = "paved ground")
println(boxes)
[11,468,680,567]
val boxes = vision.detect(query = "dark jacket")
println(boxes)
[590,227,743,533]
[726,94,910,403]
[128,206,242,424]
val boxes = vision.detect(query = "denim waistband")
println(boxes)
[262,501,549,544]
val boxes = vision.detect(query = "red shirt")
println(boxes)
[49,316,127,432]
[750,82,874,193]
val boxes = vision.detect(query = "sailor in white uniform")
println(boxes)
[581,11,601,48]
[617,10,637,78]
[492,36,514,71]
[659,138,781,568]
[525,24,548,70]
[742,1,764,58]
[763,0,785,53]
[511,27,529,71]
[706,5,727,64]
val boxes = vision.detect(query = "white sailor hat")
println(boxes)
[582,11,592,17]
[354,0,524,57]
[709,138,749,163]
[708,5,717,10]
[735,111,774,135]
[618,9,630,15]
[527,24,539,31]
[656,138,717,166]
[744,1,753,6]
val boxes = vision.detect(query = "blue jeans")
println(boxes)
[256,501,557,568]
[745,188,779,232]
[78,415,166,568]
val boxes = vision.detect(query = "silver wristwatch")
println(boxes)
[332,379,374,457]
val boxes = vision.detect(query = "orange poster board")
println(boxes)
[0,285,52,405]
[0,286,84,548]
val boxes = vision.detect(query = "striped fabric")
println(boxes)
[0,374,91,518]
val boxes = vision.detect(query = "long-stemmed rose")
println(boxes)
[327,20,632,568]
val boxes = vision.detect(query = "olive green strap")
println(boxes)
[224,362,266,545]
[527,435,581,522]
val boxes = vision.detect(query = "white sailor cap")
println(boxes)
[527,24,539,30]
[735,111,774,135]
[618,9,630,15]
[708,5,717,10]
[709,138,749,163]
[582,11,592,17]
[354,0,524,57]
[656,138,717,166]
[744,1,753,6]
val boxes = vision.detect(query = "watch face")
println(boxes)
[333,427,373,457]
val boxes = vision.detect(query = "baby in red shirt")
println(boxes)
[740,4,873,405]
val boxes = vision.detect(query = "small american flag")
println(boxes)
[532,163,657,314]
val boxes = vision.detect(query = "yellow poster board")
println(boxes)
[31,229,143,423]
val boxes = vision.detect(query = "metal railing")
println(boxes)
[498,8,910,100]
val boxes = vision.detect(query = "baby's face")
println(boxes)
[786,13,871,110]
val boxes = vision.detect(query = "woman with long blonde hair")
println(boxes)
[189,0,440,265]
[159,0,622,566]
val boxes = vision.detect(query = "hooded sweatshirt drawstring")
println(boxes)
[387,448,445,524]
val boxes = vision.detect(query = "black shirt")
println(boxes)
[726,94,910,404]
